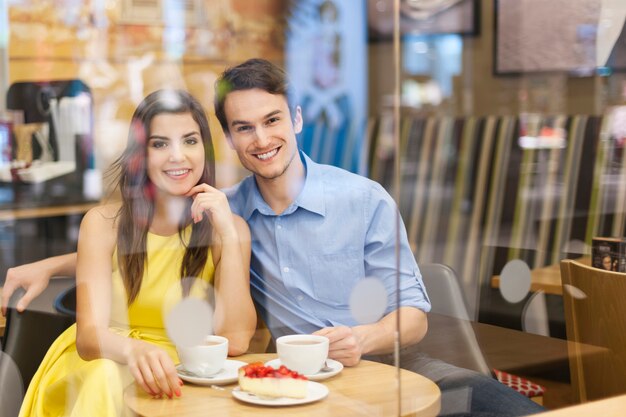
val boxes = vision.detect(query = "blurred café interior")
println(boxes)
[1,0,626,415]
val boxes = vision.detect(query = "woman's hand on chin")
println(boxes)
[186,184,238,241]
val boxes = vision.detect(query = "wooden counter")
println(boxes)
[0,202,98,221]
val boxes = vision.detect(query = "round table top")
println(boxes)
[124,353,441,417]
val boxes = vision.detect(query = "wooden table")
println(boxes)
[490,257,591,296]
[420,314,607,376]
[124,353,441,417]
[419,313,609,409]
[536,393,626,417]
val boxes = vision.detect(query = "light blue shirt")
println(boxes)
[225,152,430,338]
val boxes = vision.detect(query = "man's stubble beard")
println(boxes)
[250,147,298,182]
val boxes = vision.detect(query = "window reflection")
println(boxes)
[1,0,626,415]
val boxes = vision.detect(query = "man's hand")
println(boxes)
[1,253,77,316]
[1,263,52,316]
[313,326,363,367]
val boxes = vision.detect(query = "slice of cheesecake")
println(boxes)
[238,362,308,399]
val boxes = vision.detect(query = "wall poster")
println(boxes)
[368,0,479,39]
[286,0,368,174]
[495,0,626,75]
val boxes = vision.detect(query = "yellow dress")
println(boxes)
[19,228,215,417]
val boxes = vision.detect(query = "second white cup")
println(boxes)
[177,335,228,377]
[276,334,329,375]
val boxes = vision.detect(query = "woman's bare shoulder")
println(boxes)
[82,202,122,230]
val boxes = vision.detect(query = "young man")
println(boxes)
[3,59,543,416]
[213,59,430,366]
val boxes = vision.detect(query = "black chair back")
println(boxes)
[1,282,76,393]
[2,307,75,392]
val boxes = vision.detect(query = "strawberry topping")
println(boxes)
[241,362,308,380]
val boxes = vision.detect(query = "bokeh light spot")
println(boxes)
[349,277,388,324]
[165,297,213,347]
[499,259,531,303]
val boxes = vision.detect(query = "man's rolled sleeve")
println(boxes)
[365,184,432,314]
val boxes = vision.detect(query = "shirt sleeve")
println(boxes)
[364,183,432,314]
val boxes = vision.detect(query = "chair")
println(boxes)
[2,309,75,393]
[53,285,77,319]
[419,263,490,375]
[421,263,472,321]
[0,352,24,417]
[1,278,76,393]
[420,263,545,402]
[560,259,626,403]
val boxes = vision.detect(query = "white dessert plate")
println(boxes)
[176,359,247,386]
[232,381,329,406]
[264,358,344,381]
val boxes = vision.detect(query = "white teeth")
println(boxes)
[166,169,189,176]
[256,149,278,160]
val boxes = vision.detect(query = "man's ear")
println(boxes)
[293,106,303,134]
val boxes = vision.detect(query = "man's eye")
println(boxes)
[236,126,252,132]
[267,117,280,125]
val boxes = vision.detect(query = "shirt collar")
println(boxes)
[295,152,326,217]
[239,177,266,220]
[240,151,326,220]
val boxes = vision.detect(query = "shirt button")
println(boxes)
[283,267,290,273]
[277,225,282,230]
[297,295,304,301]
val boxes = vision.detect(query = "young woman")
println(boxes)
[19,89,256,416]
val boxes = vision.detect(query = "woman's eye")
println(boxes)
[236,125,252,133]
[151,140,167,149]
[185,137,199,145]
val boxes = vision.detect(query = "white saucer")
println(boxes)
[232,381,329,406]
[264,358,343,381]
[176,359,246,386]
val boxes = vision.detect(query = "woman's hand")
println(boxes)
[186,184,238,241]
[124,339,182,398]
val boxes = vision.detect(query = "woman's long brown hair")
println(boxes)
[108,90,216,304]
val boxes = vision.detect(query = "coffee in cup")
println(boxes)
[177,335,228,377]
[276,334,329,375]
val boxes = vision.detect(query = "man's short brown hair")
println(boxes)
[214,58,297,133]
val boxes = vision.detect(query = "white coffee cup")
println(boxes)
[276,334,329,375]
[177,335,228,377]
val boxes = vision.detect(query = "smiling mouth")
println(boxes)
[165,169,190,177]
[254,147,280,161]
